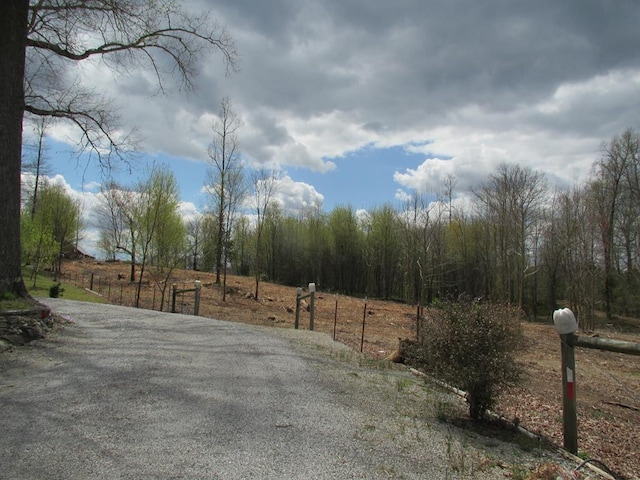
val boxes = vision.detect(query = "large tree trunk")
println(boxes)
[0,0,29,298]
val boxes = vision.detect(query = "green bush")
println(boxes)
[419,301,523,420]
[48,283,64,298]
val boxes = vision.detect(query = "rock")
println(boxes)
[0,308,58,347]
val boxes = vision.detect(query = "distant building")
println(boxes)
[63,245,95,260]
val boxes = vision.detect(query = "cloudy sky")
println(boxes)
[27,0,640,255]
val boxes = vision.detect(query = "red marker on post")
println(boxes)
[566,367,575,401]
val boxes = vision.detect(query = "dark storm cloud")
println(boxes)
[74,0,640,189]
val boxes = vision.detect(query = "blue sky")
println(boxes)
[44,139,433,214]
[22,0,640,257]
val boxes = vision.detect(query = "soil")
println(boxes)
[54,259,640,479]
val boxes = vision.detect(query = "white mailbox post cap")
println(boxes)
[308,283,316,293]
[553,308,578,335]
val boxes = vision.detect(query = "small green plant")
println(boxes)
[395,378,414,392]
[1,291,17,301]
[435,400,461,422]
[509,464,529,480]
[420,301,523,420]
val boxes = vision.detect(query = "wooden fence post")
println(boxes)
[194,281,201,316]
[560,333,578,454]
[554,308,640,456]
[171,283,177,313]
[294,283,316,331]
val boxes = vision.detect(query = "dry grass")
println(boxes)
[57,259,640,479]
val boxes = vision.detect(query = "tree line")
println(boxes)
[226,128,638,328]
[22,118,640,325]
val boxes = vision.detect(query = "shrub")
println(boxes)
[49,283,64,298]
[420,301,523,420]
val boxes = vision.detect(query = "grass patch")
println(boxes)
[24,269,107,304]
[0,297,35,311]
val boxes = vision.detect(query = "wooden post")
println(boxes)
[171,283,177,313]
[572,335,640,356]
[560,333,578,454]
[294,284,316,331]
[194,281,201,316]
[90,272,94,291]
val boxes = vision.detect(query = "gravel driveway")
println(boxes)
[0,299,566,479]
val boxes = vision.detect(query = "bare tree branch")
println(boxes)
[23,0,237,170]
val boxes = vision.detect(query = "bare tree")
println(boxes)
[251,168,281,301]
[0,0,236,300]
[591,131,637,321]
[138,166,184,310]
[21,117,52,215]
[186,214,204,271]
[205,97,245,286]
[96,181,140,281]
[475,163,547,307]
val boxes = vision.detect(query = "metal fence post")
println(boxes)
[360,301,367,353]
[194,280,201,316]
[308,283,315,331]
[295,288,302,329]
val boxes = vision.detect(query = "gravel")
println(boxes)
[0,299,573,479]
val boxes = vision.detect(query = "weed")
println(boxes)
[515,433,540,453]
[435,400,463,423]
[509,464,530,480]
[443,429,489,478]
[396,378,414,392]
